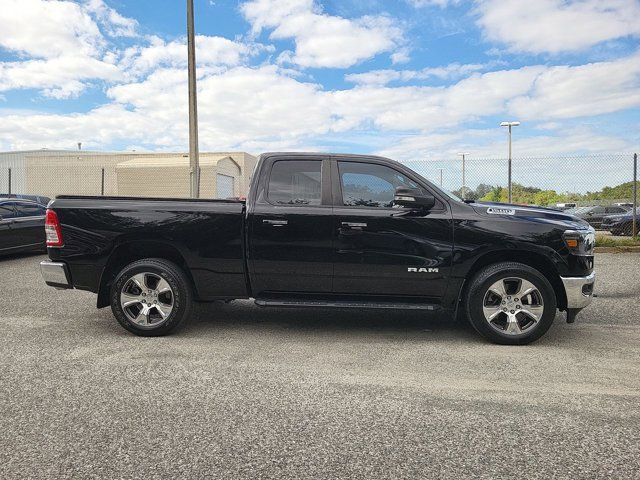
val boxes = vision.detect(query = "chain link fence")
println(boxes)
[0,150,257,201]
[406,152,638,235]
[1,150,637,235]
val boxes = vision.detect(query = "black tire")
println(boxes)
[464,262,557,345]
[110,258,193,336]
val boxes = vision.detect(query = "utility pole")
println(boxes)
[500,121,520,203]
[457,152,469,199]
[187,0,200,198]
[438,168,443,187]
[633,153,637,237]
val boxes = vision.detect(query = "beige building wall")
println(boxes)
[8,150,257,199]
[24,152,124,198]
[115,152,257,198]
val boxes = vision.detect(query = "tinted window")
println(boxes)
[15,202,45,217]
[0,203,15,219]
[338,161,419,208]
[268,160,322,206]
[591,206,605,214]
[606,207,625,214]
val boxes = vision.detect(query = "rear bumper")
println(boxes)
[560,271,595,309]
[40,261,72,289]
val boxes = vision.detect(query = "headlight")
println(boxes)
[563,228,595,256]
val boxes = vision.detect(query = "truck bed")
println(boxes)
[48,195,249,303]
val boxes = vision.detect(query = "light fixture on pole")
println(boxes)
[500,121,520,203]
[457,152,470,199]
[187,0,200,198]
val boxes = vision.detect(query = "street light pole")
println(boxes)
[457,152,470,199]
[187,0,200,198]
[500,121,520,203]
[438,168,443,187]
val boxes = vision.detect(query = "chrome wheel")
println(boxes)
[120,272,174,329]
[482,277,544,336]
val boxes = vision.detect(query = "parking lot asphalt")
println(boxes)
[1,253,639,479]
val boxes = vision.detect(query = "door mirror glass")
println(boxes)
[394,187,436,210]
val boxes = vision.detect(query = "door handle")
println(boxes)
[263,219,288,226]
[341,222,367,229]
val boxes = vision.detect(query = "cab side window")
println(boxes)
[605,206,625,214]
[15,202,45,217]
[0,203,16,219]
[338,161,419,208]
[268,160,322,206]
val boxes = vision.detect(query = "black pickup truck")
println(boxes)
[40,153,595,344]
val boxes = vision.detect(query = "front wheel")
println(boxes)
[464,262,557,345]
[110,258,193,336]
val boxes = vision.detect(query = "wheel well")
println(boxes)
[463,250,567,310]
[97,241,196,308]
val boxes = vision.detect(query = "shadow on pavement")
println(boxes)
[181,299,484,341]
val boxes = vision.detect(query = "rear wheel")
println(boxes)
[464,262,557,345]
[110,258,193,336]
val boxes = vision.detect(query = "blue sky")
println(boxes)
[0,0,639,168]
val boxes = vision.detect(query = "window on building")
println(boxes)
[216,174,235,199]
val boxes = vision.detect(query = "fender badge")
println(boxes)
[408,267,439,273]
[487,207,516,216]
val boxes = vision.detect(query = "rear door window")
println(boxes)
[268,160,322,206]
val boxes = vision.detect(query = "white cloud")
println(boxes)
[0,0,104,58]
[0,1,638,160]
[345,63,487,86]
[0,56,122,98]
[377,126,633,163]
[120,35,265,77]
[507,52,640,120]
[406,0,461,7]
[5,49,639,152]
[85,0,138,37]
[0,0,258,98]
[240,0,404,68]
[0,0,139,98]
[475,0,640,54]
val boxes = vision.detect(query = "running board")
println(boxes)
[254,299,439,311]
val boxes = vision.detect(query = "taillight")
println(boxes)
[45,209,64,247]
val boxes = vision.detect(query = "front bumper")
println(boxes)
[560,271,595,309]
[40,261,72,289]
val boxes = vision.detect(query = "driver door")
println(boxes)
[331,159,454,301]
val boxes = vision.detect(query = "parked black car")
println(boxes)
[566,205,630,229]
[0,199,48,255]
[41,152,596,345]
[601,208,639,236]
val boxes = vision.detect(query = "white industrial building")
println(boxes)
[0,150,257,199]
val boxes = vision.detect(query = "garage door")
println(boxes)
[216,174,235,198]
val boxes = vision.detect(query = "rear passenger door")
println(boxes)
[13,202,46,249]
[248,157,334,296]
